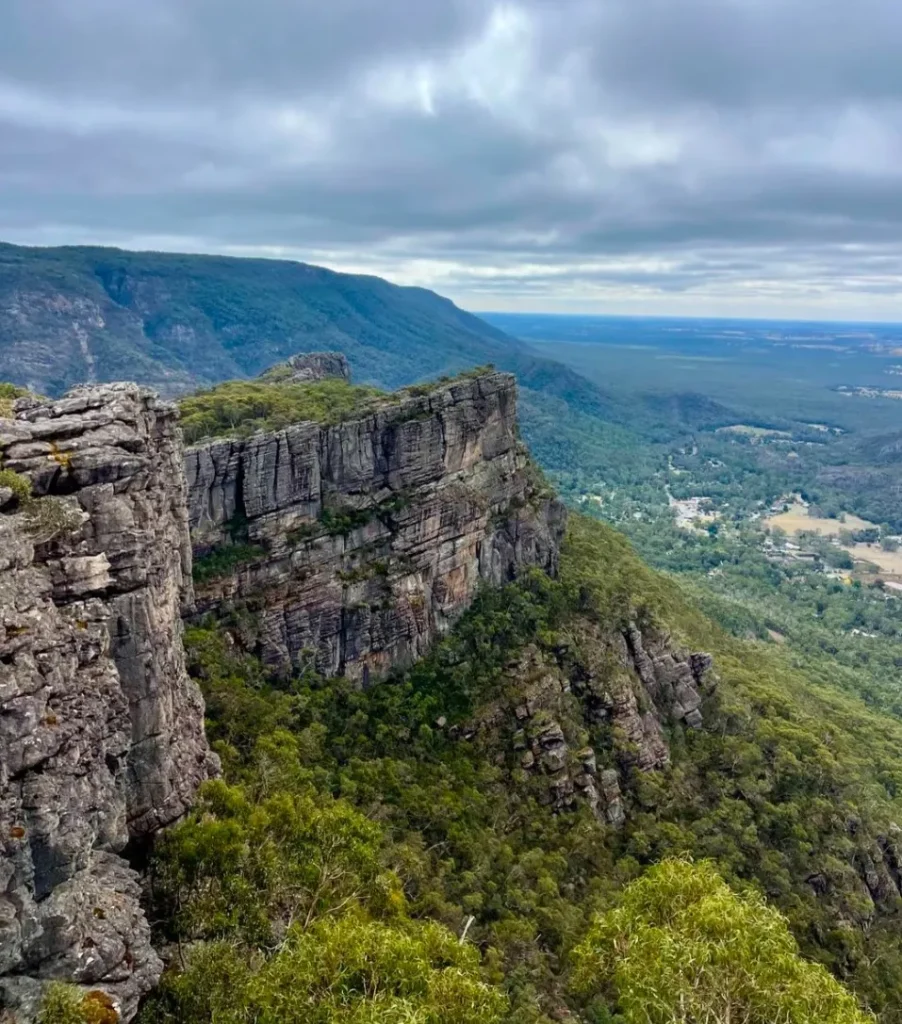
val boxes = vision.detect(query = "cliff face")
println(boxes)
[274,352,350,383]
[0,367,564,1018]
[185,371,567,681]
[0,386,217,1020]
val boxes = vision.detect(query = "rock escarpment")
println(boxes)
[185,371,566,681]
[0,386,217,1020]
[465,620,715,827]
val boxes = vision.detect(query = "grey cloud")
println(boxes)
[2,0,486,99]
[1,0,902,318]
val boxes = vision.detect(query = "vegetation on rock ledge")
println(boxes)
[179,378,388,443]
[178,365,503,444]
[0,382,29,418]
[192,542,267,583]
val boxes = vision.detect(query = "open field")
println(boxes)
[767,504,876,536]
[717,424,791,438]
[765,504,902,576]
[849,543,902,575]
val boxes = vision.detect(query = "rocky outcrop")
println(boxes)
[185,371,566,681]
[273,352,350,383]
[465,620,715,827]
[0,385,217,1020]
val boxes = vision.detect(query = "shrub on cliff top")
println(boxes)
[0,381,29,418]
[178,365,501,444]
[178,379,387,443]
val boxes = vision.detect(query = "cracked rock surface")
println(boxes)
[186,371,567,681]
[0,385,217,1021]
[465,620,717,828]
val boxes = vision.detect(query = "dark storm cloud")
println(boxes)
[2,0,902,317]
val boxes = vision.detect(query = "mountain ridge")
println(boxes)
[0,241,526,396]
[0,240,743,442]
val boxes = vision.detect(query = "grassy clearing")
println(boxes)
[767,504,876,537]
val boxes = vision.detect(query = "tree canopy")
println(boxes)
[572,859,873,1024]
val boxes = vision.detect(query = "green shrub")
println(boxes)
[0,467,31,502]
[573,859,873,1024]
[193,543,266,584]
[36,983,116,1024]
[0,382,29,418]
[179,379,387,443]
[145,916,507,1024]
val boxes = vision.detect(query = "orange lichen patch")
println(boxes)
[43,712,59,726]
[82,990,119,1024]
[49,441,73,469]
[9,826,25,839]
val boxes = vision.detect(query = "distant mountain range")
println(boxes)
[0,242,539,396]
[0,242,748,493]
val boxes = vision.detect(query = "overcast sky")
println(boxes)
[3,0,902,320]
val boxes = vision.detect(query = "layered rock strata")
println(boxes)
[0,385,216,1020]
[185,371,566,681]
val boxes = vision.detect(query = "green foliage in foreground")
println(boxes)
[37,985,89,1024]
[141,514,902,1022]
[149,916,507,1024]
[38,983,118,1024]
[179,378,387,443]
[573,859,873,1024]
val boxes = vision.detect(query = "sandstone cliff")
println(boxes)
[0,386,216,1020]
[185,371,567,681]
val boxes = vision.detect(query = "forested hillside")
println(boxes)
[113,515,900,1023]
[0,242,526,395]
[5,246,902,1023]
